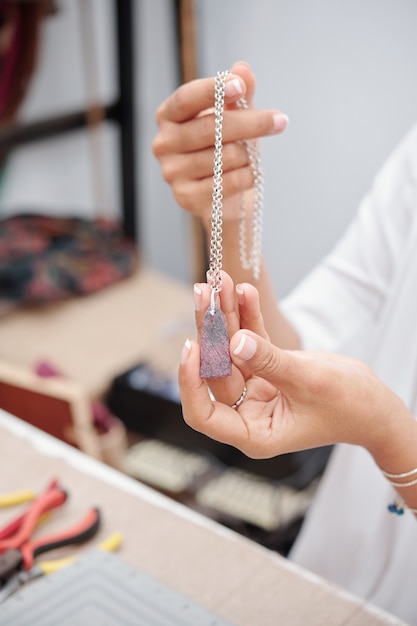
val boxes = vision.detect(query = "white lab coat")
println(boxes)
[281,123,417,624]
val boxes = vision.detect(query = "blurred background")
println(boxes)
[1,0,417,554]
[2,0,417,294]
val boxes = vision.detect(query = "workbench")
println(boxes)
[0,410,406,626]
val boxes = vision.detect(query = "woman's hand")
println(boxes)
[153,63,297,349]
[152,61,289,222]
[180,274,413,466]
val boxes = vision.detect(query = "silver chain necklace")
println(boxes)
[200,70,264,380]
[207,69,264,306]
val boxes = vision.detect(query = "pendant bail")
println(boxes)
[209,288,218,315]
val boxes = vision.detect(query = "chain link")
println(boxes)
[236,99,264,281]
[207,70,264,295]
[207,71,227,295]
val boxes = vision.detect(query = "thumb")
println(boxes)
[230,330,299,389]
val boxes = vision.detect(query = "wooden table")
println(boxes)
[0,410,406,626]
[0,267,194,399]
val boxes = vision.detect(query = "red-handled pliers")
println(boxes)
[0,483,101,583]
[0,480,65,545]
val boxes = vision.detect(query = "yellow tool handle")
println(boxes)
[39,555,77,575]
[97,531,123,553]
[0,490,36,507]
[39,532,123,575]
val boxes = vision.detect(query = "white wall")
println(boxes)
[2,1,417,297]
[135,0,192,281]
[0,0,119,221]
[196,0,417,295]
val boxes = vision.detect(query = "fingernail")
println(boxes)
[236,284,245,306]
[225,77,244,97]
[193,284,202,311]
[233,333,257,360]
[272,113,289,133]
[181,338,192,364]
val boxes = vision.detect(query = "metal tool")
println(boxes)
[0,532,122,603]
[0,481,101,584]
[0,480,63,543]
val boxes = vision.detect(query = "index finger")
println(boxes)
[156,73,247,125]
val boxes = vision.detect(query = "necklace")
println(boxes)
[200,70,264,379]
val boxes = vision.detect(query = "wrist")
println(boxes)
[365,391,417,474]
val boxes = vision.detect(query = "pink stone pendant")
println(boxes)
[200,305,232,379]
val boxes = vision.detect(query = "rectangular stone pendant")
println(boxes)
[200,305,232,379]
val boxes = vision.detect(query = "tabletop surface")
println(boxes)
[0,411,406,626]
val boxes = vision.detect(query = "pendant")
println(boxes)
[200,291,232,379]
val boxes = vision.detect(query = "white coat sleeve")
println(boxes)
[281,123,417,353]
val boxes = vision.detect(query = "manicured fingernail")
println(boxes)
[181,338,192,364]
[272,113,289,133]
[236,284,245,306]
[224,77,244,97]
[193,284,202,311]
[233,334,257,360]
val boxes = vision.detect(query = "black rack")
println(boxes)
[0,0,138,243]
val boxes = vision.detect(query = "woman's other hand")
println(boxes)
[152,61,288,222]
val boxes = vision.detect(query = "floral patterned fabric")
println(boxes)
[0,214,137,304]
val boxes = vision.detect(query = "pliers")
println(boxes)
[0,481,101,587]
[0,532,122,603]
